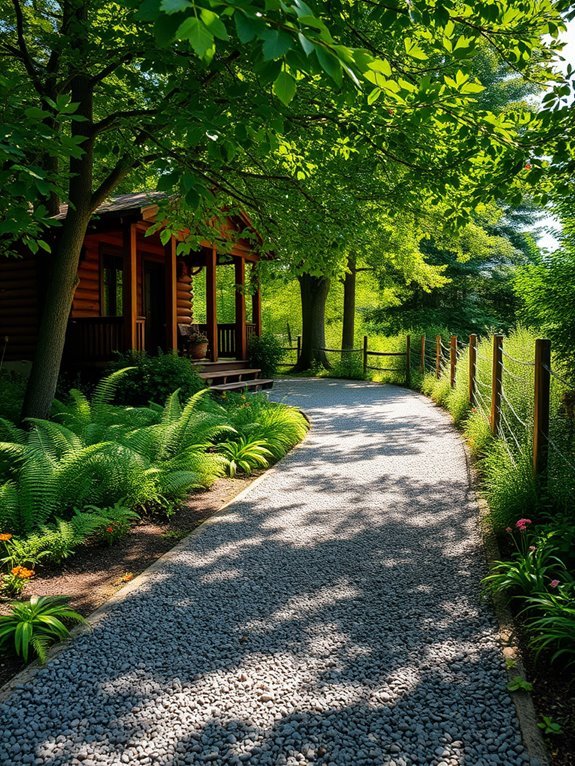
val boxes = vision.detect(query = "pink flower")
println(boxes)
[515,519,532,529]
[528,546,537,552]
[505,527,513,534]
[550,580,560,589]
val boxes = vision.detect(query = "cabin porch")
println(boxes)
[63,221,263,369]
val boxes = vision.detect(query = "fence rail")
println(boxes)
[416,332,574,485]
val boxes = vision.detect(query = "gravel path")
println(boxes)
[0,379,529,766]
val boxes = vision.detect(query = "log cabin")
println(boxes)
[0,193,269,390]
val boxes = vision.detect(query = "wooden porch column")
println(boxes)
[235,257,247,360]
[252,273,262,337]
[165,236,178,352]
[123,223,138,350]
[206,246,218,361]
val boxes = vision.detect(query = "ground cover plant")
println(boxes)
[0,370,309,609]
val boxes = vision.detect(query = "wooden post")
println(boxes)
[123,223,138,351]
[490,334,503,436]
[468,334,477,406]
[363,335,368,375]
[435,335,441,379]
[450,335,457,388]
[405,334,411,387]
[165,236,178,352]
[206,246,218,361]
[252,279,262,337]
[533,338,551,479]
[235,257,247,361]
[420,335,426,374]
[296,335,301,363]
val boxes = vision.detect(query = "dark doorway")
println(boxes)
[143,260,166,353]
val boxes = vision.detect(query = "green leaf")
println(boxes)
[234,12,263,43]
[298,32,315,56]
[404,38,427,61]
[176,17,214,57]
[273,70,297,105]
[200,9,228,41]
[160,0,190,14]
[24,107,47,120]
[316,47,342,85]
[262,29,293,61]
[368,59,392,77]
[367,87,381,105]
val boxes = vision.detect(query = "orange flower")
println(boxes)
[0,533,13,541]
[11,566,35,579]
[105,526,114,534]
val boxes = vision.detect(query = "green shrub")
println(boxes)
[481,442,539,532]
[327,351,366,380]
[248,333,284,378]
[464,410,493,455]
[221,393,309,460]
[107,351,204,406]
[0,370,26,421]
[0,596,85,664]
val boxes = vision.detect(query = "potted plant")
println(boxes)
[189,331,209,360]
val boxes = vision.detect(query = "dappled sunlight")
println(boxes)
[0,380,526,766]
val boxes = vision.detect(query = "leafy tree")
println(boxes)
[367,203,541,337]
[515,212,575,378]
[1,0,563,411]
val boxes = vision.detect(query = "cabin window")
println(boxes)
[101,254,123,316]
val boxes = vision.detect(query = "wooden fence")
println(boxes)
[419,333,575,484]
[279,331,574,484]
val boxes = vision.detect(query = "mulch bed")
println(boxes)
[0,474,256,689]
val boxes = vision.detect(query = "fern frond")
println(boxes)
[92,367,136,406]
[0,419,27,444]
[0,480,19,531]
[17,447,58,533]
[25,420,83,458]
[161,389,182,424]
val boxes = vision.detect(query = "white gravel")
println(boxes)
[0,379,529,766]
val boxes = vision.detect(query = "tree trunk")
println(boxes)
[295,274,331,371]
[341,253,356,350]
[21,212,91,419]
[22,20,95,421]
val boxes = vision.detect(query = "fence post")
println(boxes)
[296,335,301,363]
[363,335,368,375]
[533,338,551,480]
[405,334,411,387]
[490,334,503,436]
[450,336,457,388]
[435,335,441,379]
[468,334,477,406]
[420,335,426,374]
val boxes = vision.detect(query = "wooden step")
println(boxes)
[192,360,249,372]
[198,368,261,382]
[210,379,274,393]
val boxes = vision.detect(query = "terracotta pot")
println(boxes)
[190,341,208,360]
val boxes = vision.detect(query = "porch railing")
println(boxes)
[218,323,236,357]
[217,322,257,358]
[65,316,145,364]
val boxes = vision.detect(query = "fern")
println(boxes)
[91,367,135,406]
[0,481,19,531]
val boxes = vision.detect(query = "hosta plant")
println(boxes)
[0,596,86,664]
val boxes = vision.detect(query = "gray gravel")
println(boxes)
[0,379,528,766]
